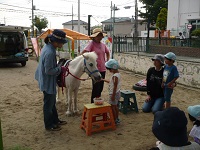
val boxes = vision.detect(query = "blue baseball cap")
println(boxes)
[105,59,119,70]
[188,105,200,121]
[164,52,176,61]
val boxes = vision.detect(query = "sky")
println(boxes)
[0,0,144,29]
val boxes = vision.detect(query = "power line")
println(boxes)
[0,2,31,9]
[0,3,72,16]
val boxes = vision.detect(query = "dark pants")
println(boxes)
[43,91,59,129]
[91,72,106,103]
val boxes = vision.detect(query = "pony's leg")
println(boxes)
[64,87,68,106]
[73,87,79,114]
[66,88,73,116]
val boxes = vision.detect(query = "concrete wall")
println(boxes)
[114,52,200,89]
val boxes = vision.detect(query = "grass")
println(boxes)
[7,145,32,150]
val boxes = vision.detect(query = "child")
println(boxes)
[150,107,200,150]
[188,105,200,145]
[102,59,121,125]
[162,52,179,108]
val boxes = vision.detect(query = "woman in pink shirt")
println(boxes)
[81,28,110,103]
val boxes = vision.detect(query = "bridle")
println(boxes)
[60,58,100,93]
[62,58,99,81]
[83,58,99,76]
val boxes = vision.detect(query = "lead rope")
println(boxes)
[61,63,91,94]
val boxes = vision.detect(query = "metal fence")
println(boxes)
[113,37,200,53]
[113,37,147,53]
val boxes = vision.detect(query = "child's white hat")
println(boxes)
[188,105,200,121]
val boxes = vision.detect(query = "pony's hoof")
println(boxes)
[66,111,72,116]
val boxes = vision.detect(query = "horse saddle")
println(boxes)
[57,58,69,87]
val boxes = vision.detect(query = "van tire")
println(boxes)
[21,61,26,67]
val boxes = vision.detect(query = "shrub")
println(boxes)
[191,28,200,37]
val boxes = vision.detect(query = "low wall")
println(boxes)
[114,52,200,89]
[149,45,200,58]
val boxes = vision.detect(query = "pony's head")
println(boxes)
[82,52,101,82]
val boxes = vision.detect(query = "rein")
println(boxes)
[62,59,91,82]
[61,58,100,92]
[61,58,98,93]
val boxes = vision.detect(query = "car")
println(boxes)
[0,25,30,66]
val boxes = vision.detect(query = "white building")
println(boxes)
[62,20,88,35]
[167,0,200,37]
[101,17,146,37]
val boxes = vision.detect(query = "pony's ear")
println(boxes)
[82,54,89,60]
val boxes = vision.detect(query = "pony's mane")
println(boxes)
[83,52,98,61]
[73,52,97,61]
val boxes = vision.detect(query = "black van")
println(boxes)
[0,25,30,66]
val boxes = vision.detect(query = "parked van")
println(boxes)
[0,25,30,66]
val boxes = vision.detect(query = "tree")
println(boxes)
[191,28,200,37]
[139,0,168,25]
[156,8,167,30]
[34,16,48,33]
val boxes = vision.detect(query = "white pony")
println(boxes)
[62,52,101,116]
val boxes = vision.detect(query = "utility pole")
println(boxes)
[77,0,80,54]
[31,0,34,37]
[88,15,92,35]
[72,4,74,30]
[111,4,119,58]
[110,1,112,37]
[134,0,138,37]
[112,4,116,39]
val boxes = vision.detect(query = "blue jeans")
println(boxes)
[164,88,173,102]
[43,91,59,129]
[142,97,165,114]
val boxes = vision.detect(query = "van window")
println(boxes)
[0,32,24,56]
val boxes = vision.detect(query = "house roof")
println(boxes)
[62,20,88,25]
[101,17,131,23]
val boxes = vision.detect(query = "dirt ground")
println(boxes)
[0,57,200,150]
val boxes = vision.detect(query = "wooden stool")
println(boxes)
[119,90,138,114]
[80,102,116,136]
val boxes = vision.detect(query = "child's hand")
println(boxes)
[101,79,109,83]
[169,82,176,89]
[167,82,173,88]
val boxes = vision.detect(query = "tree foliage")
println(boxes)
[156,8,167,30]
[34,16,48,33]
[139,0,168,25]
[191,28,200,37]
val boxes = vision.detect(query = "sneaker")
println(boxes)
[57,120,67,126]
[46,125,61,131]
[116,118,120,123]
[115,119,120,125]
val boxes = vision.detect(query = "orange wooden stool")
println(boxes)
[80,102,116,136]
